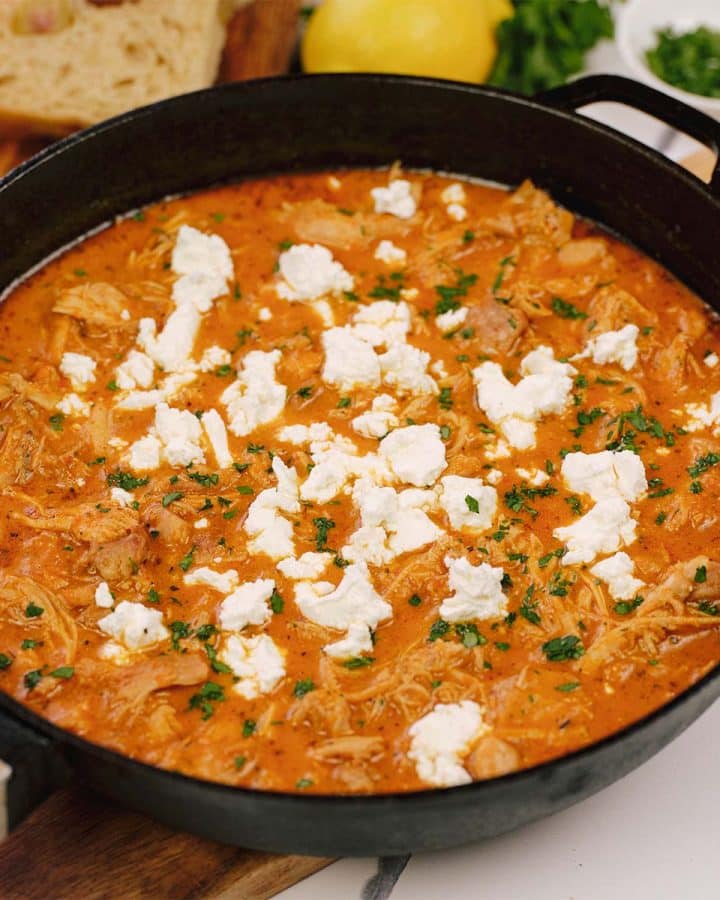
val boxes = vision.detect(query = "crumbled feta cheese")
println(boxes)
[485,469,502,486]
[371,179,417,219]
[295,562,391,658]
[244,457,300,559]
[115,350,155,390]
[374,240,407,265]
[554,498,637,566]
[576,324,639,371]
[278,421,334,446]
[57,392,91,417]
[199,345,232,373]
[378,343,438,395]
[153,402,205,467]
[590,552,644,601]
[321,326,381,391]
[351,300,411,348]
[137,304,202,374]
[110,486,134,508]
[351,394,399,439]
[120,309,131,321]
[379,424,447,486]
[324,622,374,660]
[343,482,442,565]
[400,287,419,301]
[128,434,161,470]
[473,346,575,449]
[184,566,240,594]
[194,517,209,529]
[684,391,720,433]
[219,633,285,699]
[201,408,233,469]
[430,360,449,380]
[277,552,330,581]
[436,306,468,333]
[704,352,719,369]
[97,601,168,650]
[441,183,467,205]
[172,224,234,285]
[276,243,354,303]
[447,203,467,222]
[561,450,647,503]
[327,175,342,191]
[221,349,286,437]
[515,467,550,487]
[60,352,96,390]
[94,582,114,608]
[218,578,275,632]
[439,476,497,532]
[408,701,488,788]
[440,555,507,622]
[258,306,272,322]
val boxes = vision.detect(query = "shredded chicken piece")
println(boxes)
[0,574,77,667]
[53,282,130,327]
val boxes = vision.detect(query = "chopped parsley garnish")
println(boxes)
[233,462,250,473]
[369,273,403,300]
[242,719,257,738]
[695,565,707,584]
[178,545,196,572]
[21,639,39,650]
[429,619,451,642]
[655,511,667,525]
[555,682,581,693]
[519,585,541,624]
[215,364,233,377]
[205,643,231,674]
[234,756,247,770]
[698,600,720,616]
[542,634,585,662]
[49,666,74,679]
[438,386,453,410]
[48,413,65,432]
[313,517,336,552]
[462,229,475,243]
[189,682,225,720]
[106,379,119,392]
[455,622,487,648]
[343,656,375,669]
[434,268,478,315]
[246,442,265,454]
[147,587,160,604]
[162,491,184,507]
[504,482,557,518]
[494,641,510,652]
[270,588,284,614]
[439,424,452,441]
[236,485,254,495]
[564,495,583,516]
[25,602,44,618]
[408,593,422,607]
[296,778,314,790]
[337,396,351,408]
[293,679,316,698]
[297,386,313,399]
[688,452,720,478]
[538,548,565,567]
[195,624,217,642]
[465,495,480,514]
[0,653,12,670]
[491,254,516,299]
[24,669,43,690]
[107,471,149,491]
[571,406,605,437]
[614,595,644,616]
[551,297,587,319]
[169,620,192,651]
[188,471,219,487]
[548,571,571,597]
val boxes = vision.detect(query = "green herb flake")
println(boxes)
[25,602,44,618]
[551,297,588,319]
[188,681,225,720]
[162,491,184,508]
[293,679,316,698]
[542,634,585,662]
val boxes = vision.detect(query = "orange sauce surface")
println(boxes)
[0,168,719,794]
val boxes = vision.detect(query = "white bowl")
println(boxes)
[617,0,720,119]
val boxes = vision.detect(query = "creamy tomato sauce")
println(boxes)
[0,169,719,795]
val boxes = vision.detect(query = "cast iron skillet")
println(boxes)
[1,74,720,856]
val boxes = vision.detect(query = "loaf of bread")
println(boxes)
[0,0,249,137]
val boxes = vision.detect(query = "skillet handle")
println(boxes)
[536,74,720,199]
[0,709,70,837]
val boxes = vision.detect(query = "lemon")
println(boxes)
[302,0,513,84]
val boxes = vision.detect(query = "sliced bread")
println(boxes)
[0,0,249,137]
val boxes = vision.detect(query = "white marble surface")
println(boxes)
[277,32,719,900]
